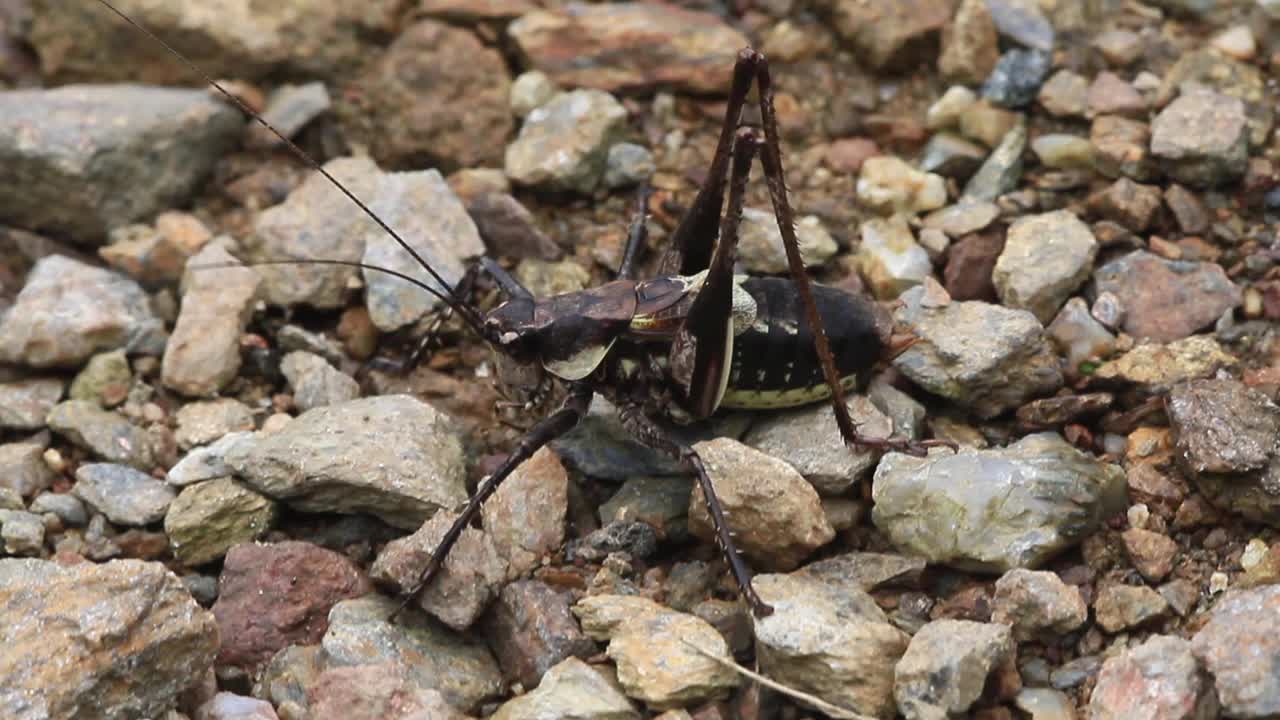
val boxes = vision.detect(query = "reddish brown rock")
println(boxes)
[1087,72,1146,118]
[1086,177,1163,232]
[481,580,596,689]
[824,137,881,175]
[337,20,512,170]
[1120,528,1178,582]
[212,541,372,671]
[308,664,468,720]
[508,3,748,94]
[1091,250,1241,342]
[1091,115,1157,181]
[944,231,1004,302]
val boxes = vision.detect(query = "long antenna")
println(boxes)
[189,258,461,310]
[91,0,465,311]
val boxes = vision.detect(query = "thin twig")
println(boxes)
[680,640,874,720]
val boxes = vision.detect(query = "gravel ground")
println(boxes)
[2,1,1280,719]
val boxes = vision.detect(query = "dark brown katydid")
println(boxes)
[92,0,954,618]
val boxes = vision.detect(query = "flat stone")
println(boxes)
[225,395,466,530]
[961,120,1027,202]
[164,478,278,566]
[505,90,628,194]
[322,595,503,713]
[280,351,360,412]
[482,580,596,690]
[0,558,217,720]
[174,398,255,451]
[0,378,63,431]
[0,256,167,368]
[742,395,891,496]
[986,0,1054,51]
[336,20,511,171]
[894,620,1015,720]
[687,437,835,572]
[490,657,639,720]
[1090,635,1209,720]
[162,242,260,397]
[993,210,1097,323]
[481,447,568,579]
[991,568,1088,641]
[1157,49,1271,147]
[738,208,836,275]
[873,433,1126,572]
[166,431,253,487]
[0,85,242,243]
[508,3,747,94]
[892,283,1064,418]
[1091,250,1241,342]
[1191,585,1280,717]
[369,510,507,631]
[73,462,174,526]
[573,595,738,711]
[1092,335,1235,392]
[213,541,371,671]
[753,571,908,718]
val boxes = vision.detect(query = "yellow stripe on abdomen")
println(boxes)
[718,373,861,409]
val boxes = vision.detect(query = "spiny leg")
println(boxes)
[617,403,773,617]
[659,49,762,277]
[750,52,950,458]
[390,382,594,621]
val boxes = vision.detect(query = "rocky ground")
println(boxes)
[1,0,1280,718]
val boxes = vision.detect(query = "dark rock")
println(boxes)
[982,49,1051,108]
[566,520,658,563]
[482,580,596,690]
[467,192,561,261]
[944,231,1003,301]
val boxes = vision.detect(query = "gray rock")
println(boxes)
[254,644,325,713]
[573,595,738,711]
[275,324,347,368]
[73,462,175,526]
[856,156,947,215]
[1167,378,1280,525]
[0,85,242,243]
[993,210,1098,323]
[1091,635,1212,720]
[0,441,56,498]
[1157,49,1271,147]
[482,580,597,691]
[922,201,1000,238]
[481,447,568,579]
[491,657,639,720]
[164,478,277,566]
[1016,688,1080,720]
[1151,89,1249,188]
[0,558,218,720]
[743,395,890,496]
[0,256,167,368]
[1047,297,1116,379]
[918,132,987,179]
[894,620,1015,720]
[752,571,908,718]
[1192,585,1280,718]
[986,0,1054,51]
[166,431,253,487]
[509,70,558,118]
[982,49,1051,108]
[0,378,64,430]
[321,595,504,713]
[162,242,261,397]
[855,215,933,300]
[1039,70,1088,118]
[688,438,835,571]
[29,492,87,526]
[244,82,331,149]
[603,142,656,190]
[892,283,1064,418]
[991,569,1087,641]
[174,398,255,451]
[361,167,485,331]
[566,521,658,563]
[465,192,561,262]
[68,349,131,406]
[48,400,154,469]
[193,692,279,720]
[873,433,1126,572]
[280,351,359,412]
[738,207,837,275]
[867,377,927,441]
[962,120,1027,202]
[0,510,45,555]
[370,510,507,631]
[505,90,629,193]
[225,395,466,529]
[1091,250,1241,342]
[598,476,693,542]
[798,551,928,592]
[1031,133,1094,169]
[1094,583,1170,632]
